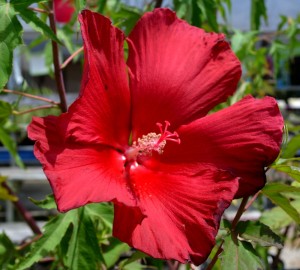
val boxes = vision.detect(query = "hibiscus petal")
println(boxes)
[156,96,283,197]
[63,10,130,149]
[54,0,75,23]
[113,164,239,265]
[127,8,241,140]
[28,116,136,212]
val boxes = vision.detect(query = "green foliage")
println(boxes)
[0,233,16,268]
[261,183,300,223]
[0,176,17,201]
[236,221,283,248]
[250,0,267,30]
[0,0,23,89]
[222,235,264,270]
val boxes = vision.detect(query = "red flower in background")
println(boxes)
[54,0,75,23]
[28,9,283,265]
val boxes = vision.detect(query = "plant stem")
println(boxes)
[154,0,163,8]
[2,182,42,235]
[60,46,84,70]
[3,89,59,105]
[244,191,260,212]
[231,196,249,231]
[28,7,49,14]
[48,1,68,113]
[13,105,58,115]
[206,239,224,270]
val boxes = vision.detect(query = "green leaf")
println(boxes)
[15,211,77,270]
[0,1,23,89]
[0,232,16,267]
[65,208,104,270]
[17,8,60,44]
[250,0,267,30]
[236,221,283,248]
[84,203,114,230]
[29,193,56,210]
[0,100,12,123]
[271,164,300,182]
[260,199,300,230]
[103,238,130,268]
[0,126,24,168]
[0,176,18,201]
[119,251,148,269]
[281,134,300,158]
[222,235,264,270]
[261,185,300,224]
[75,0,86,11]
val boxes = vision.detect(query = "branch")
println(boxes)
[48,1,68,113]
[60,46,84,70]
[3,89,60,105]
[231,197,249,231]
[13,105,58,115]
[28,7,49,14]
[2,182,42,235]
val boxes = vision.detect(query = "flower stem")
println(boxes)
[3,89,59,105]
[48,1,68,113]
[60,46,84,70]
[28,7,49,14]
[231,196,249,231]
[244,191,260,212]
[206,239,224,270]
[13,105,58,115]
[2,182,42,235]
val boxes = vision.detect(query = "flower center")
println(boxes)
[125,121,180,163]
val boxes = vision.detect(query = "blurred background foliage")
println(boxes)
[0,0,300,269]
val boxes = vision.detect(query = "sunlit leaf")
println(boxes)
[236,221,283,248]
[29,193,56,210]
[281,134,300,158]
[0,0,23,89]
[261,185,300,224]
[0,176,18,201]
[271,164,300,182]
[103,238,130,268]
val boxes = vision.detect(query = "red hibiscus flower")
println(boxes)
[28,9,283,265]
[54,0,75,23]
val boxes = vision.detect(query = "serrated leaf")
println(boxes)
[272,164,300,182]
[84,203,114,230]
[0,232,16,267]
[65,207,104,270]
[222,235,264,270]
[119,251,148,269]
[236,221,283,248]
[0,176,18,201]
[0,1,23,89]
[261,187,300,224]
[0,126,24,168]
[103,238,130,268]
[17,8,61,44]
[29,193,56,210]
[15,210,76,270]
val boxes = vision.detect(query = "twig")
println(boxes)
[231,197,249,231]
[12,105,58,115]
[3,89,60,105]
[17,234,42,250]
[48,1,68,113]
[2,182,42,235]
[205,197,249,270]
[244,191,260,212]
[60,46,84,70]
[28,7,49,14]
[206,239,224,270]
